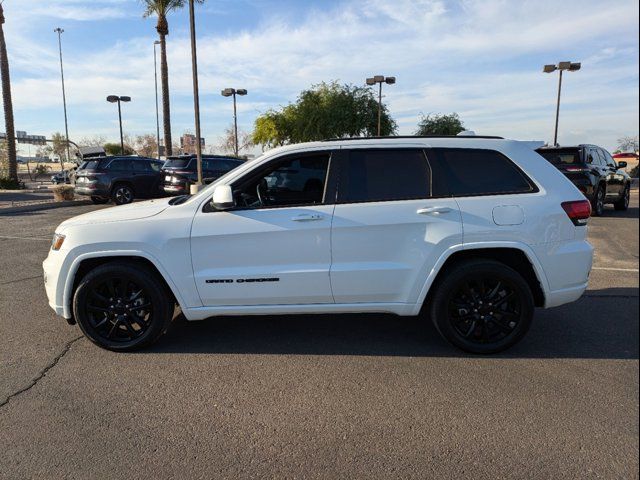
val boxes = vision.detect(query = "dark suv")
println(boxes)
[75,156,164,205]
[161,155,243,195]
[536,145,631,216]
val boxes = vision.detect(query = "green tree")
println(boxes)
[142,0,204,157]
[0,3,17,183]
[104,143,135,156]
[415,113,465,136]
[252,81,397,149]
[50,132,68,170]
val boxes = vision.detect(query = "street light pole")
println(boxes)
[188,0,203,189]
[554,69,563,147]
[221,88,248,157]
[106,95,131,155]
[365,75,396,136]
[153,40,161,159]
[54,27,70,171]
[543,61,581,146]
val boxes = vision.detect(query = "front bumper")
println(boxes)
[43,249,69,318]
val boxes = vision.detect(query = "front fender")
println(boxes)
[61,249,189,319]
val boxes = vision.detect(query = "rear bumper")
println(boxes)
[161,183,188,195]
[75,185,109,198]
[532,240,594,308]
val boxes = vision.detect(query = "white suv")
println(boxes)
[43,137,594,353]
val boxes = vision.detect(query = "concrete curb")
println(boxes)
[0,200,92,215]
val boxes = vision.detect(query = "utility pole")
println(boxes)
[188,0,203,190]
[54,27,70,172]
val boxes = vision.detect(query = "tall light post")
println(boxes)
[366,75,395,136]
[153,40,161,159]
[106,95,131,155]
[188,0,203,190]
[543,61,581,146]
[54,27,70,171]
[221,88,247,156]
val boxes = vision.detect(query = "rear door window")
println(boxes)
[427,148,535,197]
[108,159,134,171]
[338,149,430,203]
[133,160,153,172]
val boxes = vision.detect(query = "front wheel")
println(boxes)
[73,262,173,351]
[429,259,534,354]
[613,185,630,211]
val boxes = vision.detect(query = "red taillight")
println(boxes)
[564,166,590,173]
[561,200,591,226]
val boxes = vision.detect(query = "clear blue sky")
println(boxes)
[3,0,639,154]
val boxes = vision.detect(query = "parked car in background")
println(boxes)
[51,170,72,185]
[161,155,243,195]
[74,156,164,205]
[536,144,631,215]
[44,137,593,354]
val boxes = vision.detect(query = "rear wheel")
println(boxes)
[429,259,534,354]
[91,196,109,205]
[613,185,630,211]
[112,183,134,205]
[73,262,173,351]
[591,185,605,216]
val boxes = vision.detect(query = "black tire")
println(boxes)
[73,261,173,351]
[429,259,534,354]
[613,185,630,211]
[591,185,605,216]
[111,183,134,205]
[91,196,109,205]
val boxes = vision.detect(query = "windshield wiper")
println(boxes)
[168,195,190,206]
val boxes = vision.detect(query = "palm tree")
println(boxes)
[142,0,204,157]
[0,2,17,182]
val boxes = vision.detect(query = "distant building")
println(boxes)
[180,134,205,155]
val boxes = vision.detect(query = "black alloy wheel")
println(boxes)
[112,184,134,205]
[593,186,605,216]
[430,260,534,354]
[614,186,630,211]
[73,262,173,351]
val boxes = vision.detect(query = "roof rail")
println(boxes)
[322,135,504,142]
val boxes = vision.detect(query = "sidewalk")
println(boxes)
[0,190,91,214]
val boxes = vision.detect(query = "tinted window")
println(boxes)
[81,159,107,170]
[133,160,153,172]
[234,153,330,208]
[164,158,192,169]
[107,159,133,171]
[536,148,582,165]
[340,149,430,203]
[428,148,534,197]
[150,161,162,172]
[600,148,616,167]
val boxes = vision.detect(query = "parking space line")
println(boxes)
[592,267,639,273]
[0,235,51,241]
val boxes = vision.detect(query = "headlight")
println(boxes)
[51,233,66,251]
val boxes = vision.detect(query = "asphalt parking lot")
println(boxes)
[0,196,638,479]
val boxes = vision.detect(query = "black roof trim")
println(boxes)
[322,135,504,142]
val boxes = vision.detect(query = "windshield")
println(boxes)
[164,158,192,169]
[537,149,582,165]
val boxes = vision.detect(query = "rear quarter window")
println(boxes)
[428,148,536,197]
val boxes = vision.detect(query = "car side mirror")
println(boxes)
[617,161,627,169]
[211,184,235,210]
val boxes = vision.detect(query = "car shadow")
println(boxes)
[148,287,639,359]
[602,205,638,219]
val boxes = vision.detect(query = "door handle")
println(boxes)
[291,213,324,222]
[417,206,452,215]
